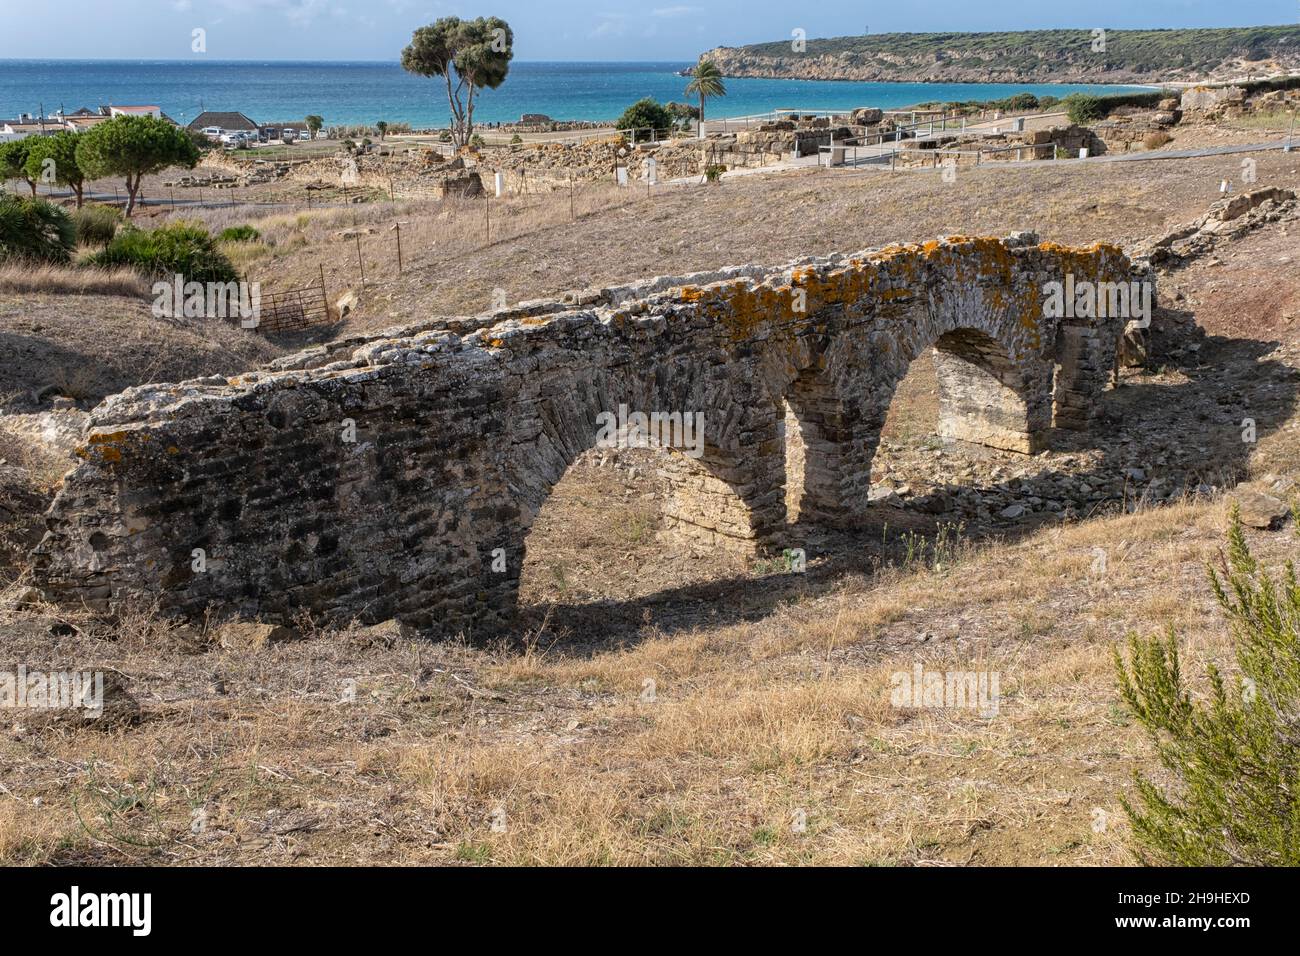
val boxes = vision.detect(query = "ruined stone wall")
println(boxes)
[33,234,1139,637]
[489,136,705,191]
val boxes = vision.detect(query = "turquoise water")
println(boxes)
[0,60,1151,128]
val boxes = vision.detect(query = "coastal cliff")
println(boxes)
[699,26,1300,85]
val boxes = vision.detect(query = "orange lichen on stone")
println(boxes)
[76,430,138,465]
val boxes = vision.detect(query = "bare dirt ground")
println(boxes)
[1,136,1298,866]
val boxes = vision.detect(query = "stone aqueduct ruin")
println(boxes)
[33,233,1140,635]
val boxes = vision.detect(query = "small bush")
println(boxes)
[469,134,486,149]
[1064,93,1105,125]
[217,225,261,244]
[73,204,122,248]
[510,133,523,145]
[703,164,726,183]
[1001,92,1039,111]
[86,220,238,284]
[616,98,673,143]
[1143,130,1173,149]
[1115,509,1300,865]
[0,194,77,264]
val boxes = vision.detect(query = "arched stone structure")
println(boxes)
[32,233,1141,635]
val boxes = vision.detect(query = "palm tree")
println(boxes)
[685,59,726,139]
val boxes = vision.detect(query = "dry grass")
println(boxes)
[1226,110,1299,131]
[1,490,1280,866]
[0,262,149,299]
[0,291,284,413]
[99,129,1300,334]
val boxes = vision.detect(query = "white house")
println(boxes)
[0,115,59,142]
[108,105,162,119]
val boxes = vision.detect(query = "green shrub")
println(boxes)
[616,98,673,143]
[1063,93,1105,125]
[1114,508,1300,865]
[217,224,261,244]
[1001,92,1039,111]
[73,204,122,248]
[468,134,485,149]
[87,220,238,283]
[0,194,77,263]
[510,133,523,145]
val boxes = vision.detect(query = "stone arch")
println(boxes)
[31,234,1139,638]
[778,362,854,527]
[930,327,1048,454]
[482,342,788,623]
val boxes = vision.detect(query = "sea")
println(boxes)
[0,60,1152,128]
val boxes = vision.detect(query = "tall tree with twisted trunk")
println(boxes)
[401,17,514,150]
[75,115,199,217]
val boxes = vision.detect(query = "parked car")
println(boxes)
[201,126,224,140]
[281,128,299,143]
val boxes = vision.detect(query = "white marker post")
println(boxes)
[494,171,504,197]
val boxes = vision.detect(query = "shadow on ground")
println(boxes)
[513,331,1297,656]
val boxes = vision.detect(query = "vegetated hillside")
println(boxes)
[700,25,1300,85]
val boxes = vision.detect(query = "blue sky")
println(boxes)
[1,0,1296,61]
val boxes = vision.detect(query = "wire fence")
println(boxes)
[253,272,333,333]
